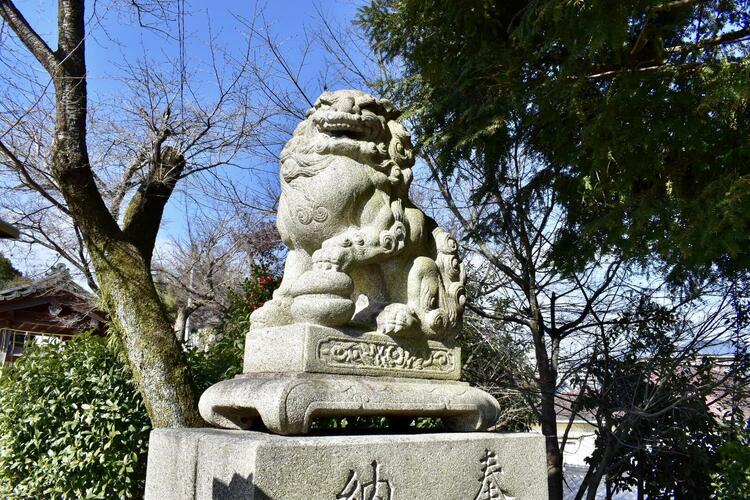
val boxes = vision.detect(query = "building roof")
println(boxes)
[0,264,92,302]
[0,264,105,335]
[556,359,750,426]
[555,392,596,423]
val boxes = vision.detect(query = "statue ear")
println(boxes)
[387,122,415,167]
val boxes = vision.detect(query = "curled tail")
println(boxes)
[423,227,466,336]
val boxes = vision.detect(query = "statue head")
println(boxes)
[280,90,415,197]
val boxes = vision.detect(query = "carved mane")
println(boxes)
[279,92,415,202]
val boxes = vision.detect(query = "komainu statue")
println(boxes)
[199,90,499,436]
[251,89,465,339]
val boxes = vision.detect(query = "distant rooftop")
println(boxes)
[555,392,596,423]
[0,264,92,303]
[0,264,105,336]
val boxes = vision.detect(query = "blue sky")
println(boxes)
[15,1,365,86]
[3,0,372,278]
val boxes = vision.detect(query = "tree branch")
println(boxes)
[648,0,705,14]
[466,302,531,328]
[665,27,750,54]
[0,0,58,74]
[0,139,70,214]
[558,260,622,338]
[122,146,185,263]
[424,152,526,289]
[109,157,147,221]
[73,224,98,291]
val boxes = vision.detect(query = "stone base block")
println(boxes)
[243,324,461,380]
[199,373,500,435]
[145,428,548,500]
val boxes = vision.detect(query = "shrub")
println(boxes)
[713,425,750,500]
[0,335,151,499]
[187,264,279,392]
[0,264,281,498]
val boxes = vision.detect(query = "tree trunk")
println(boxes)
[539,364,564,500]
[526,277,564,500]
[174,306,189,342]
[573,464,596,500]
[174,304,200,342]
[583,420,626,500]
[93,242,203,427]
[0,0,204,427]
[528,309,564,499]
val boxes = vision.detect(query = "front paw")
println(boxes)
[250,298,292,327]
[376,303,418,336]
[312,246,354,272]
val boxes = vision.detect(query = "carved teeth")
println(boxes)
[314,110,381,138]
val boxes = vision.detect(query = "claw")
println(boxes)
[376,303,417,336]
[249,298,293,327]
[312,245,353,272]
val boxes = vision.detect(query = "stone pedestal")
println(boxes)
[199,373,499,435]
[242,324,462,380]
[199,324,500,435]
[145,428,548,500]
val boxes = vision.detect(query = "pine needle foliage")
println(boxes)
[360,0,750,282]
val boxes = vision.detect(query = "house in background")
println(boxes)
[551,346,749,500]
[0,264,106,365]
[542,394,635,500]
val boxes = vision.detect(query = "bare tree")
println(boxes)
[419,145,631,497]
[0,0,279,426]
[154,209,281,341]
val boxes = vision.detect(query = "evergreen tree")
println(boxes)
[0,252,22,288]
[360,0,750,282]
[359,3,750,498]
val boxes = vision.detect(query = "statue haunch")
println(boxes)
[251,90,465,338]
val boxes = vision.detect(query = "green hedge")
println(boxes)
[0,335,150,499]
[0,267,278,498]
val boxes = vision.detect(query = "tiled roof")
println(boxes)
[0,264,92,302]
[555,392,595,422]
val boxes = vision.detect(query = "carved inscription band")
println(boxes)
[318,338,456,374]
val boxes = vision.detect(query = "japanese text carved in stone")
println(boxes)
[336,461,393,500]
[474,450,515,500]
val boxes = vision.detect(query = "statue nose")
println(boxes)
[333,97,356,113]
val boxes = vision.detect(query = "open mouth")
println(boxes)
[313,110,380,140]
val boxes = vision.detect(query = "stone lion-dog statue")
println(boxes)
[251,89,465,338]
